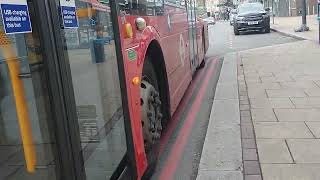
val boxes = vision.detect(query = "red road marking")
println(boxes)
[159,60,212,155]
[159,59,218,180]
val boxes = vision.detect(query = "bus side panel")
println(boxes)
[118,14,174,178]
[159,5,193,114]
[117,16,149,179]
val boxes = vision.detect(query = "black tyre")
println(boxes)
[265,25,270,33]
[141,58,163,179]
[234,28,240,35]
[199,29,206,69]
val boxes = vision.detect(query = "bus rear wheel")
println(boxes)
[141,80,162,152]
[141,58,163,178]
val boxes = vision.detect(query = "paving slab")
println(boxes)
[241,123,255,139]
[199,122,242,171]
[197,171,243,180]
[241,116,252,124]
[261,164,320,180]
[290,97,320,108]
[246,79,262,84]
[256,139,293,163]
[251,109,277,122]
[243,148,258,161]
[274,109,320,122]
[294,75,320,81]
[246,82,281,90]
[250,98,294,109]
[254,122,314,139]
[244,175,262,180]
[305,122,320,138]
[261,75,294,83]
[280,81,319,89]
[240,99,250,105]
[243,161,261,175]
[247,88,267,98]
[304,88,320,97]
[259,76,276,83]
[266,89,306,98]
[214,84,238,100]
[241,110,251,117]
[314,80,320,88]
[287,139,320,163]
[212,99,241,125]
[268,98,294,108]
[242,138,257,149]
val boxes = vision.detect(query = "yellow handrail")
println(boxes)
[0,32,36,173]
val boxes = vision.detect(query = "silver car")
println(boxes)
[204,17,215,25]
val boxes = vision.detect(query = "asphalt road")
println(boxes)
[206,21,299,57]
[151,21,300,180]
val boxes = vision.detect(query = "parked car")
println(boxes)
[203,17,215,25]
[229,9,237,25]
[233,2,270,35]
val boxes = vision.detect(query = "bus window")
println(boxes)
[0,1,60,179]
[59,0,128,179]
[119,0,164,16]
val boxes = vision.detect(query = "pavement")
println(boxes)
[153,22,299,179]
[241,40,320,180]
[198,21,320,180]
[197,53,243,180]
[270,15,319,42]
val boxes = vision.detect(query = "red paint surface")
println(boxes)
[158,59,218,180]
[159,60,212,155]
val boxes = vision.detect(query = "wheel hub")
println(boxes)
[141,80,162,151]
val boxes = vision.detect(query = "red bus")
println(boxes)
[116,0,208,178]
[0,0,207,179]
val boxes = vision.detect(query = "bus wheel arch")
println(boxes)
[144,40,170,127]
[140,40,170,178]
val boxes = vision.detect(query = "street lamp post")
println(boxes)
[295,0,309,32]
[272,0,274,24]
[318,0,320,44]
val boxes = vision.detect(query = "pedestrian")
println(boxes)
[226,9,230,20]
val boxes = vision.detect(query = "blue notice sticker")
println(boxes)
[61,6,78,28]
[0,4,32,34]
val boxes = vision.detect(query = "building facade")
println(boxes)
[263,0,318,17]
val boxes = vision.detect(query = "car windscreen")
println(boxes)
[238,3,264,14]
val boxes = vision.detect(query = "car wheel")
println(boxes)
[234,27,239,35]
[265,25,270,33]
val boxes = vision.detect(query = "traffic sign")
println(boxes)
[0,0,32,34]
[60,0,78,28]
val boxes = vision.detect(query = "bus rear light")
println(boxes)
[132,76,141,85]
[124,23,133,38]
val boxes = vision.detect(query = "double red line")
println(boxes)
[158,58,218,179]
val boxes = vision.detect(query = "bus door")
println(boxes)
[50,0,136,179]
[0,0,136,179]
[186,0,198,74]
[0,0,74,179]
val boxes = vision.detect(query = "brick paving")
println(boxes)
[240,40,320,180]
[238,54,263,180]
